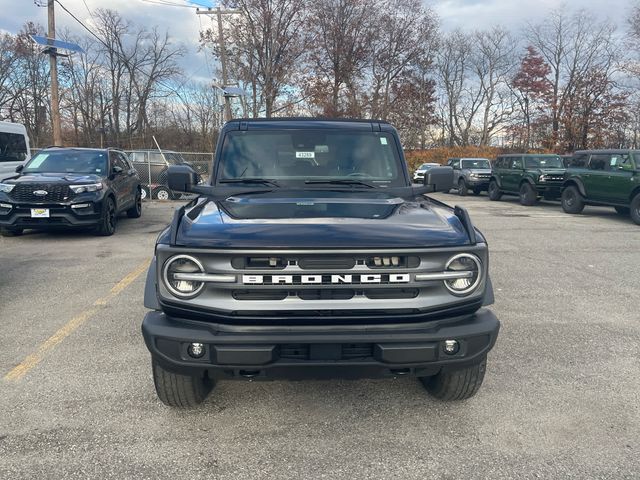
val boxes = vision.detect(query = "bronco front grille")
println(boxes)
[157,246,489,318]
[9,184,72,203]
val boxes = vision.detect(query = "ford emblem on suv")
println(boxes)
[33,190,48,196]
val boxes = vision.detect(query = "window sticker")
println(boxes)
[296,151,315,159]
[380,137,388,145]
[28,153,49,168]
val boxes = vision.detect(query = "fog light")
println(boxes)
[187,342,205,358]
[443,339,460,355]
[71,203,91,209]
[0,203,11,209]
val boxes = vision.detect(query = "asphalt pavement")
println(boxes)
[0,195,638,479]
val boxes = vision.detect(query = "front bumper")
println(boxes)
[537,183,563,198]
[142,308,500,379]
[466,178,490,188]
[0,199,104,229]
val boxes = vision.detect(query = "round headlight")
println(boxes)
[444,253,482,295]
[162,255,205,298]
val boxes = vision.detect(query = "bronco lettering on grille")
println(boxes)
[242,274,411,285]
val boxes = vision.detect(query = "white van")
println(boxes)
[0,121,31,182]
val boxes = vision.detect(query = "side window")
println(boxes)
[148,152,166,163]
[494,157,503,169]
[511,157,523,169]
[610,154,632,170]
[588,154,610,171]
[129,151,147,163]
[0,132,28,162]
[570,154,588,168]
[452,159,460,169]
[118,153,131,170]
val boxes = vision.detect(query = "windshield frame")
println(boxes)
[214,129,408,188]
[22,149,108,175]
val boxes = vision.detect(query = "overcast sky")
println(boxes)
[0,0,633,81]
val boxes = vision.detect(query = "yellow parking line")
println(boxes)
[3,259,150,382]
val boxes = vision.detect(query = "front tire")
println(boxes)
[0,227,23,237]
[95,196,117,236]
[458,179,467,196]
[519,182,537,206]
[631,193,640,225]
[152,361,213,408]
[561,185,585,214]
[421,357,487,401]
[127,189,142,218]
[488,180,502,201]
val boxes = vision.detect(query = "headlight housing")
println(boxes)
[0,183,15,193]
[539,175,547,182]
[469,173,478,178]
[162,254,206,298]
[70,183,103,193]
[444,253,482,295]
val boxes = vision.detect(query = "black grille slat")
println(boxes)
[279,343,373,360]
[10,184,72,203]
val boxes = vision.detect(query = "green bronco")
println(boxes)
[488,154,565,206]
[561,150,640,225]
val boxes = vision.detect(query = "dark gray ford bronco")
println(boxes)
[142,118,500,407]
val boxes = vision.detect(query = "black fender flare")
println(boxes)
[520,176,537,188]
[489,175,501,188]
[562,177,586,197]
[143,258,160,310]
[630,185,640,202]
[482,274,495,307]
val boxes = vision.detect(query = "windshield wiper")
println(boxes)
[219,178,280,187]
[304,179,375,188]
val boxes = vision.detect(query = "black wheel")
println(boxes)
[140,186,150,201]
[95,196,117,236]
[0,227,23,237]
[154,187,172,201]
[127,189,142,218]
[152,361,213,408]
[631,193,640,225]
[614,206,630,215]
[561,185,585,214]
[488,180,502,201]
[519,182,538,206]
[458,178,467,196]
[472,187,482,196]
[421,357,487,401]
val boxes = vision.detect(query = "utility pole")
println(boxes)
[48,0,62,145]
[196,7,240,122]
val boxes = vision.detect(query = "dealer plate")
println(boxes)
[30,208,50,218]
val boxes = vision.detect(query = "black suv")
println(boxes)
[489,154,565,205]
[0,147,142,236]
[141,118,500,408]
[562,150,640,225]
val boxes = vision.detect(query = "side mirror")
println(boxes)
[168,164,199,193]
[112,165,123,175]
[15,165,24,173]
[423,166,454,192]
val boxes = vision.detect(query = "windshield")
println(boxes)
[23,150,107,174]
[218,130,404,187]
[461,159,490,169]
[524,156,563,169]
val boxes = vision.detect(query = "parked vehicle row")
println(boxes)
[416,150,640,225]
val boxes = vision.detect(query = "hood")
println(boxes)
[535,168,566,175]
[174,190,471,249]
[8,173,103,184]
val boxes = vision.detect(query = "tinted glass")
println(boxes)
[461,159,490,169]
[524,156,563,168]
[589,154,610,171]
[570,154,588,168]
[0,132,28,162]
[510,158,523,169]
[609,153,633,170]
[218,130,403,186]
[23,150,107,174]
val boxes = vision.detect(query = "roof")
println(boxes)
[573,149,639,154]
[497,153,560,157]
[224,117,394,132]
